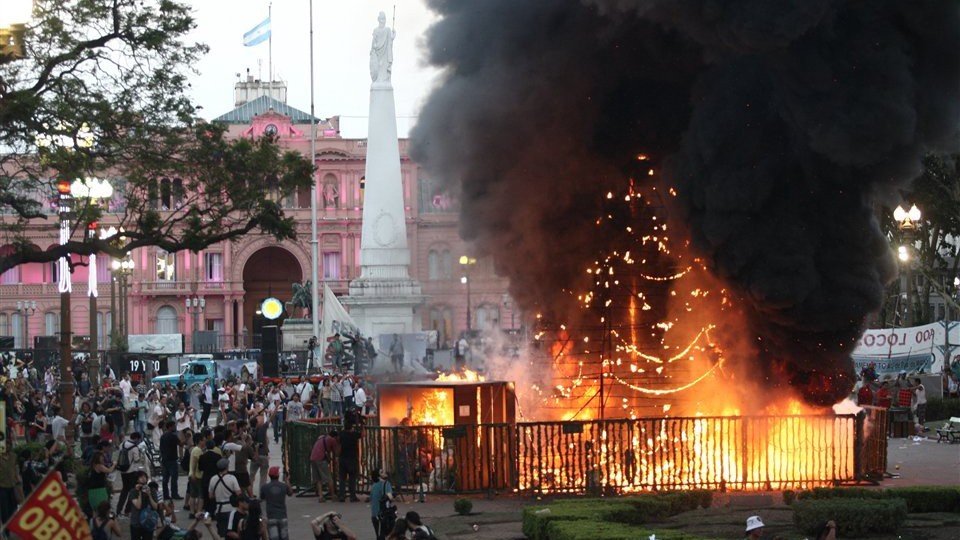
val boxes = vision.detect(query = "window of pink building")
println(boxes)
[322,252,341,280]
[156,249,176,281]
[204,252,223,282]
[0,245,19,284]
[97,258,111,283]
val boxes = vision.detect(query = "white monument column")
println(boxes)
[344,11,424,339]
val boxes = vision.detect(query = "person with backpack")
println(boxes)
[209,458,242,538]
[130,471,160,540]
[260,467,292,540]
[90,501,121,540]
[309,430,338,502]
[116,431,149,516]
[405,511,438,540]
[370,468,395,540]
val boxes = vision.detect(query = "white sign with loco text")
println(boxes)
[852,322,940,357]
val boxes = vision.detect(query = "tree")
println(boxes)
[879,153,960,327]
[0,0,313,273]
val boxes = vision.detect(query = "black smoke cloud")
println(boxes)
[410,0,960,405]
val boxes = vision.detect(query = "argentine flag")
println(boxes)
[243,17,271,47]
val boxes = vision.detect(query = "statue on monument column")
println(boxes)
[370,11,395,83]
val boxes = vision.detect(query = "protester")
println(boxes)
[0,438,22,526]
[311,512,357,540]
[310,430,339,502]
[405,511,437,540]
[338,423,361,502]
[371,468,396,540]
[913,377,927,427]
[210,458,242,538]
[745,515,765,539]
[130,471,159,540]
[159,420,183,500]
[816,520,838,540]
[260,467,293,540]
[87,448,116,515]
[91,500,122,540]
[116,431,148,517]
[386,518,409,540]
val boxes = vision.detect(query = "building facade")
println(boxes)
[0,82,514,352]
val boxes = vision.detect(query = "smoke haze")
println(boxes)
[410,0,960,406]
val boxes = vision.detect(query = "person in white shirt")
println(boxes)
[200,379,214,429]
[913,377,927,426]
[49,408,69,441]
[175,402,194,433]
[353,386,367,415]
[116,431,150,516]
[340,377,355,410]
[119,373,133,401]
[296,379,314,404]
[209,459,242,537]
[148,396,167,448]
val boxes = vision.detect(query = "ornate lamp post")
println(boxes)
[894,204,922,327]
[15,300,36,349]
[111,255,134,350]
[185,296,205,352]
[459,255,477,333]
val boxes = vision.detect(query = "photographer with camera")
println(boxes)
[129,472,160,540]
[311,511,357,540]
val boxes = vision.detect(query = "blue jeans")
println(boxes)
[331,401,342,417]
[161,460,180,499]
[273,409,284,443]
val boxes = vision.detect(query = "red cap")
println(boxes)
[268,466,280,478]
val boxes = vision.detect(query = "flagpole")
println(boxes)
[309,0,320,365]
[268,2,273,82]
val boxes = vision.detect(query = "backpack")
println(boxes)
[117,443,133,472]
[90,517,108,540]
[132,495,159,531]
[377,481,398,525]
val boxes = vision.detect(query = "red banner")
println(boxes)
[5,471,91,540]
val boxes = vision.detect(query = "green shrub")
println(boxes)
[522,492,713,540]
[545,520,717,540]
[522,502,638,540]
[782,490,796,505]
[885,486,960,513]
[925,397,960,422]
[797,486,885,500]
[793,498,907,537]
[453,498,473,515]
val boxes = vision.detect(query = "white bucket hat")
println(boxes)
[745,515,765,532]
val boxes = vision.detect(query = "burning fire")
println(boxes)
[502,178,857,492]
[436,369,485,382]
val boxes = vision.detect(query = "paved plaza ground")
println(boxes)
[99,435,958,540]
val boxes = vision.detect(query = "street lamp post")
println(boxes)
[186,296,205,352]
[15,300,36,349]
[459,255,477,333]
[111,255,134,350]
[894,204,922,327]
[54,178,75,446]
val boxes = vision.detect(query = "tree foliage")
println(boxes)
[0,0,313,274]
[880,153,960,326]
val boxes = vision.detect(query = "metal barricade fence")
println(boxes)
[283,413,879,495]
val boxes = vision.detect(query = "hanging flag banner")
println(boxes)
[243,17,271,47]
[322,284,361,347]
[4,471,91,540]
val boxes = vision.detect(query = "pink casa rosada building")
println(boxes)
[0,80,513,354]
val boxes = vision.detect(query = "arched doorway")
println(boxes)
[242,246,303,346]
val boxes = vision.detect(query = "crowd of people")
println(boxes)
[0,350,444,540]
[856,368,928,434]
